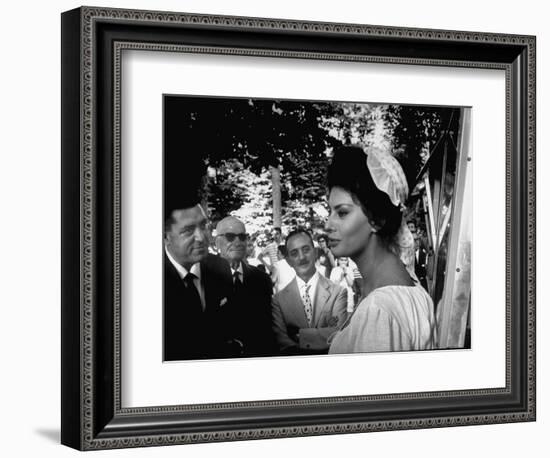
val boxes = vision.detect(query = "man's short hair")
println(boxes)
[215,215,245,235]
[164,194,202,234]
[284,228,314,250]
[317,234,328,243]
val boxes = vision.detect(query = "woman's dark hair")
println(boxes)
[327,145,403,241]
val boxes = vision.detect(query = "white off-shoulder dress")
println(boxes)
[328,285,437,354]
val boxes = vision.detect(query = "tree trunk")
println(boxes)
[270,165,282,228]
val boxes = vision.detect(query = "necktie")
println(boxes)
[302,284,313,325]
[233,270,243,292]
[184,272,202,310]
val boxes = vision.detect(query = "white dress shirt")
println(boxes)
[230,262,244,285]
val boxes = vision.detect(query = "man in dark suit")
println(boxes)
[215,216,276,357]
[163,198,243,361]
[271,229,348,355]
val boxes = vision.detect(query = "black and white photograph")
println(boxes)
[55,3,538,452]
[163,95,472,361]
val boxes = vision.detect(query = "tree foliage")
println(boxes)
[165,96,461,238]
[166,96,342,233]
[385,105,461,188]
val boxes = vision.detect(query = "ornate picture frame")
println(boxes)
[61,6,535,450]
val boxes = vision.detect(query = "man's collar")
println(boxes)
[165,246,201,281]
[296,271,319,290]
[230,261,243,276]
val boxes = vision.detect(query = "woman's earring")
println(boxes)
[369,220,379,233]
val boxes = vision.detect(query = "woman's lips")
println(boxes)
[328,238,340,247]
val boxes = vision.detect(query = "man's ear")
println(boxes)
[163,215,173,243]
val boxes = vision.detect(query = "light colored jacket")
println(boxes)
[272,275,347,352]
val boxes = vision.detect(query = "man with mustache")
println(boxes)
[163,197,243,361]
[215,216,276,357]
[271,229,348,355]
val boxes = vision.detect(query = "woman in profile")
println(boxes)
[326,145,437,353]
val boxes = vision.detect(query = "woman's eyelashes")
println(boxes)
[329,205,349,219]
[337,210,349,218]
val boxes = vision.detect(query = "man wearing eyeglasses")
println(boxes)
[215,216,276,357]
[163,196,244,361]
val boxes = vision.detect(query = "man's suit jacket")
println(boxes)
[163,253,237,361]
[222,261,276,357]
[271,275,347,353]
